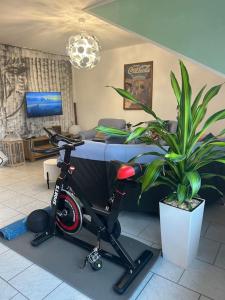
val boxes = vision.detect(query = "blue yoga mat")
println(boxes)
[0,207,51,240]
[0,217,27,240]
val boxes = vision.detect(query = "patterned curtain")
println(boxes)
[0,44,74,139]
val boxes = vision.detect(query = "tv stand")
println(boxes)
[23,133,71,161]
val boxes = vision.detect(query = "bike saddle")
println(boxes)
[116,163,143,180]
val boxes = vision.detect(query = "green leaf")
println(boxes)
[125,127,147,143]
[192,150,224,170]
[141,159,164,193]
[179,60,192,153]
[209,141,225,147]
[201,185,223,196]
[202,84,222,107]
[191,109,225,148]
[191,85,207,116]
[190,104,207,137]
[217,128,225,137]
[109,86,161,121]
[96,126,128,136]
[177,184,188,203]
[189,85,222,142]
[137,136,167,152]
[215,158,225,164]
[201,173,225,181]
[186,171,201,198]
[157,175,177,188]
[128,151,164,163]
[170,71,181,105]
[165,152,186,162]
[151,178,175,189]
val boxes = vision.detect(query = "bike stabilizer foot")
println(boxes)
[31,232,54,247]
[113,250,153,294]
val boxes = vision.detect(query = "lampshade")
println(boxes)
[66,32,101,69]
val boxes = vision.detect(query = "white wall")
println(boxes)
[73,42,225,134]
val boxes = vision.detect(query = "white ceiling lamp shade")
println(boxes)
[66,18,101,70]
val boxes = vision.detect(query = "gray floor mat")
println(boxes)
[1,229,160,300]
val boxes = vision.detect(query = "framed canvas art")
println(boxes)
[123,61,153,110]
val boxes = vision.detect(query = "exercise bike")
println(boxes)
[30,127,154,294]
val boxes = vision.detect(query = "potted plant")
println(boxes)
[97,61,225,268]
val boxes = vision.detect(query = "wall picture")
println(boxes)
[124,61,153,110]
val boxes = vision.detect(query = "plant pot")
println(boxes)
[159,199,205,268]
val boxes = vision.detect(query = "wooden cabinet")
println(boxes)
[23,135,53,161]
[23,133,74,161]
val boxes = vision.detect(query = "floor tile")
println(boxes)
[0,190,19,203]
[199,296,212,300]
[151,256,184,282]
[0,177,25,187]
[0,277,18,299]
[204,203,225,226]
[0,242,9,255]
[0,186,6,192]
[17,200,48,215]
[44,282,91,300]
[205,223,225,243]
[118,211,153,236]
[179,258,225,300]
[138,217,161,244]
[201,221,210,237]
[34,189,53,204]
[8,181,46,197]
[2,193,36,209]
[11,293,28,300]
[0,206,21,222]
[0,213,25,229]
[10,264,62,300]
[137,274,199,300]
[197,237,220,264]
[0,250,32,280]
[215,244,225,270]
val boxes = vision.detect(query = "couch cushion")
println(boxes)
[105,143,167,163]
[59,140,106,161]
[98,118,126,129]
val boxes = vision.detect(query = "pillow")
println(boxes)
[94,131,106,140]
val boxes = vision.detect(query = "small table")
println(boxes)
[43,158,60,189]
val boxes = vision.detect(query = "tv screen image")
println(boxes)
[26,92,63,118]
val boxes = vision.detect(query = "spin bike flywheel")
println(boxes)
[54,189,83,234]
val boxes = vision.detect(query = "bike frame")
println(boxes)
[31,141,154,294]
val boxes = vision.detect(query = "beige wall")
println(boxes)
[73,42,225,134]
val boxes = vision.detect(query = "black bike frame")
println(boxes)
[31,139,154,294]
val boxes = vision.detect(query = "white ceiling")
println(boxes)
[0,0,145,55]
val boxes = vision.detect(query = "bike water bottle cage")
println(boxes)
[117,163,142,180]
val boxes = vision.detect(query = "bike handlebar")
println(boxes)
[32,147,63,155]
[31,128,85,155]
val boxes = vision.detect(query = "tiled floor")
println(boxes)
[0,161,225,299]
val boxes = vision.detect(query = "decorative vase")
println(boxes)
[159,199,205,268]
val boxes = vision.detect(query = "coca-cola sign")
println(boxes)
[124,61,153,110]
[128,64,151,75]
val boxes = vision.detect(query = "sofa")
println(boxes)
[59,139,224,215]
[59,140,170,215]
[79,118,126,144]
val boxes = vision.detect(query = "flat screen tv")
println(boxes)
[26,92,63,118]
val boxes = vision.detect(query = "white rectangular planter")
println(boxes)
[159,200,205,268]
